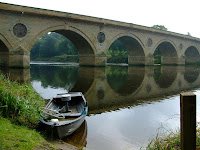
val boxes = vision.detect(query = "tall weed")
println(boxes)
[0,74,44,128]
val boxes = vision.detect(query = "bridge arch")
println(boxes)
[184,46,200,65]
[107,33,145,56]
[0,34,11,66]
[0,34,12,51]
[153,40,178,65]
[28,25,96,55]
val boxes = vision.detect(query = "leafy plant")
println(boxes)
[0,74,45,128]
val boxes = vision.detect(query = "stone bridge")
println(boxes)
[1,2,200,68]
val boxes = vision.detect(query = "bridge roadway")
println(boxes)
[0,2,200,67]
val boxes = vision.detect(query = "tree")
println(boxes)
[187,32,191,36]
[152,25,168,31]
[31,32,78,60]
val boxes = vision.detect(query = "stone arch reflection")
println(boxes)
[106,66,145,95]
[184,67,200,83]
[1,67,30,83]
[71,67,95,94]
[153,66,177,88]
[30,65,79,91]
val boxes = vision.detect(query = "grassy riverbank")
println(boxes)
[0,117,55,150]
[0,73,56,149]
[146,126,200,149]
[0,74,44,128]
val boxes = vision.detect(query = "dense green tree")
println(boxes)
[152,25,168,31]
[31,40,41,59]
[107,39,128,63]
[31,32,78,60]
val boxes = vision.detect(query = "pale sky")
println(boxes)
[1,0,200,38]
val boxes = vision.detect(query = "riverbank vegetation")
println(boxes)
[146,126,200,149]
[0,117,55,150]
[0,74,44,128]
[0,73,56,149]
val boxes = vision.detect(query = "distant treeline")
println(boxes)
[31,32,128,63]
[107,39,128,63]
[31,32,78,60]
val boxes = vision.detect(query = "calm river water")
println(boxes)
[7,63,200,150]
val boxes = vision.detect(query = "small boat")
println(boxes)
[39,92,88,139]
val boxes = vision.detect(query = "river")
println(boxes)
[4,63,200,150]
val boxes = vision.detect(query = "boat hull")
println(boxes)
[40,113,86,139]
[39,92,88,139]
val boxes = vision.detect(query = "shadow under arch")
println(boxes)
[28,26,96,55]
[0,39,9,52]
[185,46,200,65]
[153,66,177,88]
[184,66,200,83]
[153,41,178,65]
[106,66,145,96]
[71,67,95,95]
[106,33,145,56]
[0,34,12,51]
[0,37,10,66]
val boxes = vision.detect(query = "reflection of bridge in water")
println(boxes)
[71,66,200,114]
[2,65,200,114]
[29,65,200,114]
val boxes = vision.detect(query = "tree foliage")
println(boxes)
[31,32,78,60]
[31,32,128,63]
[107,39,128,63]
[152,25,168,31]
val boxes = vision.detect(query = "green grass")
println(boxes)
[0,117,55,150]
[0,74,44,128]
[146,126,200,149]
[0,73,56,149]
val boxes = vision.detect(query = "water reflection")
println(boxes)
[106,66,145,95]
[153,66,177,88]
[2,64,200,150]
[29,65,200,114]
[71,67,95,94]
[0,67,30,83]
[31,65,79,92]
[184,66,200,83]
[63,120,87,147]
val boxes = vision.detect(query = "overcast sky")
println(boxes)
[1,0,200,38]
